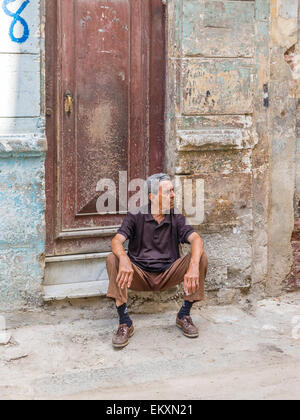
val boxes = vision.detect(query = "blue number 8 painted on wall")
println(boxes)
[2,0,30,44]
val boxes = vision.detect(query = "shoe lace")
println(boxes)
[183,315,193,326]
[118,325,128,335]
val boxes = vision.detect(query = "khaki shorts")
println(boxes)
[106,251,208,304]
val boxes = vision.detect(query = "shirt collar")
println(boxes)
[145,201,172,223]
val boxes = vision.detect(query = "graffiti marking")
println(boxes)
[2,0,30,44]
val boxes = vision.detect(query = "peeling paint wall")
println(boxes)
[166,0,264,304]
[268,0,298,295]
[0,0,298,310]
[0,0,46,310]
[166,0,298,303]
[280,0,300,291]
[283,0,300,210]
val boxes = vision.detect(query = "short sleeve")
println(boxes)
[117,212,136,241]
[177,213,195,244]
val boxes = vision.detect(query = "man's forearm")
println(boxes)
[111,237,129,260]
[189,236,204,267]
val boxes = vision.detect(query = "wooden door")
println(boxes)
[45,0,166,257]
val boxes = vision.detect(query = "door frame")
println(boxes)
[45,0,166,257]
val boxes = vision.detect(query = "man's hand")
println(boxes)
[184,263,200,295]
[116,255,134,290]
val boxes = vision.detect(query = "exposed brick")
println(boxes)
[292,230,300,241]
[294,265,300,274]
[287,202,300,290]
[291,242,300,252]
[288,277,300,290]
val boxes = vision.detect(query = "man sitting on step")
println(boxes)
[106,173,208,348]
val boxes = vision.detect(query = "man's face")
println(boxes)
[149,180,175,213]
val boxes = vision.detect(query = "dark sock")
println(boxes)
[177,300,194,319]
[116,303,132,327]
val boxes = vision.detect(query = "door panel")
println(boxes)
[71,0,130,217]
[45,0,166,256]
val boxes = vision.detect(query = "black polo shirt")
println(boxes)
[116,202,195,272]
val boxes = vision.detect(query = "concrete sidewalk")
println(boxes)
[0,292,300,400]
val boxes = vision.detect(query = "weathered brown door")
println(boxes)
[45,0,166,257]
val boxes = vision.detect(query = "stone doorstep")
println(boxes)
[43,253,110,301]
[42,281,107,302]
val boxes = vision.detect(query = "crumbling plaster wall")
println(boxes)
[268,0,299,295]
[0,0,46,311]
[0,0,297,311]
[283,0,300,213]
[165,0,298,303]
[279,0,300,290]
